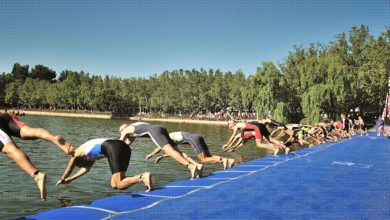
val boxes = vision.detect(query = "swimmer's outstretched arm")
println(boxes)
[270,129,279,137]
[271,129,286,139]
[224,133,243,151]
[63,162,94,184]
[58,156,78,183]
[227,138,245,152]
[223,128,240,148]
[56,155,94,185]
[146,147,162,160]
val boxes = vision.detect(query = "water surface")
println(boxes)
[1,116,273,219]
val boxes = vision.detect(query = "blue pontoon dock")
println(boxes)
[22,132,390,219]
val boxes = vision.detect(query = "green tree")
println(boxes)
[11,63,29,82]
[5,82,21,106]
[301,84,332,124]
[243,62,285,119]
[30,65,57,82]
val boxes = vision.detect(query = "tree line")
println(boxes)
[0,25,389,124]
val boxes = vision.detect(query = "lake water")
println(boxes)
[1,115,274,219]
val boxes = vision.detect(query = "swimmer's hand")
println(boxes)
[145,154,153,160]
[56,178,72,185]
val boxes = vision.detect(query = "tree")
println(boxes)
[301,84,332,124]
[5,82,21,107]
[0,73,10,106]
[11,63,29,82]
[226,70,246,112]
[243,62,285,119]
[30,65,57,82]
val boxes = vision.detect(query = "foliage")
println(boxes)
[2,25,389,124]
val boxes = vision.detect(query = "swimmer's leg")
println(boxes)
[181,152,203,178]
[111,172,153,192]
[197,153,234,169]
[255,138,279,155]
[162,144,198,179]
[20,126,74,154]
[2,142,47,201]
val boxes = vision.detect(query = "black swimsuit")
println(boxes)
[176,132,211,156]
[0,113,27,149]
[131,122,174,148]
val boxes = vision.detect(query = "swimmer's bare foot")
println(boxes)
[196,164,204,178]
[273,148,280,156]
[188,163,197,179]
[54,136,74,154]
[34,172,47,201]
[227,158,235,168]
[285,147,290,154]
[141,172,153,192]
[222,158,228,170]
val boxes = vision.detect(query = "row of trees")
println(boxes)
[0,25,389,124]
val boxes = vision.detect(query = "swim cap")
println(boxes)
[119,124,128,132]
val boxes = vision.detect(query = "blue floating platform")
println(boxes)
[22,132,390,220]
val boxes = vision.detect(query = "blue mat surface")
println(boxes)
[22,133,390,219]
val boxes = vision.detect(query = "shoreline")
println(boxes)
[1,109,112,119]
[128,117,228,125]
[0,109,228,125]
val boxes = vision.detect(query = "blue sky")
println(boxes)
[0,0,389,77]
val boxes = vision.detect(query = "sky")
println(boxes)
[0,0,389,77]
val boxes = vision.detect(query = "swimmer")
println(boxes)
[119,122,203,179]
[223,120,288,155]
[0,113,47,201]
[331,120,344,139]
[0,113,74,154]
[56,138,153,191]
[317,122,338,142]
[377,117,385,136]
[302,125,325,145]
[358,116,368,136]
[341,114,352,139]
[146,132,235,170]
[272,125,314,147]
[226,130,275,152]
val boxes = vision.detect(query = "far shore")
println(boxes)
[1,109,229,125]
[1,109,112,119]
[128,117,228,125]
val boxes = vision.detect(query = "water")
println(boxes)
[1,116,271,219]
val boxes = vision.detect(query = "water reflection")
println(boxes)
[56,196,72,207]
